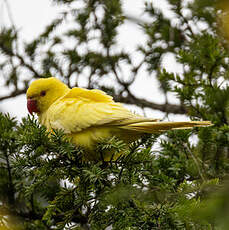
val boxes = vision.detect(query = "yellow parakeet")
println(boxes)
[26,77,212,160]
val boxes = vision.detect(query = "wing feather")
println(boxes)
[47,87,147,133]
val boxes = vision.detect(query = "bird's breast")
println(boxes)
[38,110,53,131]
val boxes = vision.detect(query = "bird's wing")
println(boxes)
[47,87,157,133]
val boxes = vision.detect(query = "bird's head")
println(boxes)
[26,77,69,114]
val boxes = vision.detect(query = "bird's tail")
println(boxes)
[120,120,212,133]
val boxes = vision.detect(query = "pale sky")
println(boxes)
[0,0,187,121]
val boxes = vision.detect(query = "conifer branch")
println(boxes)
[3,151,15,206]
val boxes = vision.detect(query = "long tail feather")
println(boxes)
[121,121,212,133]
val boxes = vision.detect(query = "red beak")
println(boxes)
[27,99,40,114]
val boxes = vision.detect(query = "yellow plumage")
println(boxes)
[26,77,212,160]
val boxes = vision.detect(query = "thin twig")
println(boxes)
[3,0,19,53]
[184,143,206,182]
[3,0,15,30]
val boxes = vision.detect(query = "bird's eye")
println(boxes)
[40,91,46,97]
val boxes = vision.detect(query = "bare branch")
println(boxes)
[0,89,26,102]
[113,93,186,115]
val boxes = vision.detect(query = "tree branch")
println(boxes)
[0,89,26,102]
[113,93,187,115]
[0,42,41,78]
[3,150,15,206]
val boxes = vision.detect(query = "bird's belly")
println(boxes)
[67,127,140,161]
[68,127,116,149]
[68,127,117,161]
[68,127,140,148]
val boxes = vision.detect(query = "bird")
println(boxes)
[26,77,212,161]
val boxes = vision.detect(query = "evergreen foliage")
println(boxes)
[0,0,229,229]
